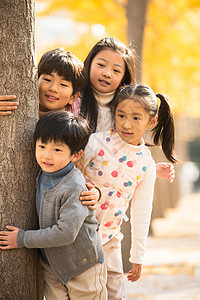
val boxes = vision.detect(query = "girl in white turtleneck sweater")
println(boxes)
[72,37,175,183]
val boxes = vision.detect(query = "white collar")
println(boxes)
[92,87,115,107]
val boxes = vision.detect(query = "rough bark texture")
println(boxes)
[126,0,150,83]
[0,0,39,299]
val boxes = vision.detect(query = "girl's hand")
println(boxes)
[0,226,19,250]
[156,163,175,183]
[127,263,142,282]
[0,95,19,115]
[80,182,99,210]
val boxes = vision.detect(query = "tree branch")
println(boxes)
[113,0,126,9]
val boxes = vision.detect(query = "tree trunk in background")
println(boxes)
[0,0,39,299]
[126,0,150,83]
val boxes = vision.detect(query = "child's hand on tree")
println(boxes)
[127,263,142,282]
[0,95,19,115]
[0,226,19,250]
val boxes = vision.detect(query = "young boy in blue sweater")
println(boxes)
[0,111,107,300]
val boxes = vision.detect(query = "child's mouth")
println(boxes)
[122,132,133,136]
[46,95,59,102]
[99,79,110,86]
[43,162,53,166]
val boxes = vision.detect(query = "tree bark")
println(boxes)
[126,0,150,83]
[0,0,39,299]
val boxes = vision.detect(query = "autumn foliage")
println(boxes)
[36,0,200,117]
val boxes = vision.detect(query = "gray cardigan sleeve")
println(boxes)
[17,229,25,248]
[17,185,90,249]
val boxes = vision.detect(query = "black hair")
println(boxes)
[38,48,84,96]
[34,111,91,155]
[80,37,135,132]
[114,83,177,163]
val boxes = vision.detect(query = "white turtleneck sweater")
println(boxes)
[71,88,116,132]
[92,87,115,132]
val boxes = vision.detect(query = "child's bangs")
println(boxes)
[35,120,67,145]
[54,62,73,81]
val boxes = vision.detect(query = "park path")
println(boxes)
[124,192,200,300]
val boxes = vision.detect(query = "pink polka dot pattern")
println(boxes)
[84,130,153,246]
[98,149,105,156]
[111,170,118,177]
[126,160,136,168]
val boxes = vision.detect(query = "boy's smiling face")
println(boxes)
[38,71,76,112]
[35,139,73,173]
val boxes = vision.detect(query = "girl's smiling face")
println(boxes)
[90,49,125,94]
[115,99,157,146]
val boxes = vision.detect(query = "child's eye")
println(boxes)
[39,144,45,149]
[60,83,68,87]
[44,78,51,82]
[118,114,124,119]
[133,117,140,121]
[97,63,105,67]
[114,69,121,73]
[54,148,61,152]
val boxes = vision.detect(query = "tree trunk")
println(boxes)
[0,1,39,299]
[126,0,150,83]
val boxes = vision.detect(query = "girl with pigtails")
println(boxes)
[83,83,176,299]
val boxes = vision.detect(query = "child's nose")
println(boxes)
[43,149,52,159]
[103,68,111,78]
[123,119,132,128]
[49,82,58,92]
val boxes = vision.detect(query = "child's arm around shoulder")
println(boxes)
[79,132,101,209]
[80,182,100,210]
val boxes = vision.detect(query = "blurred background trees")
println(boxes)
[36,0,200,119]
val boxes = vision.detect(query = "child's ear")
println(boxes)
[71,149,83,162]
[148,116,158,129]
[68,92,80,105]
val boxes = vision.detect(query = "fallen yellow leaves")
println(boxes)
[143,263,195,276]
